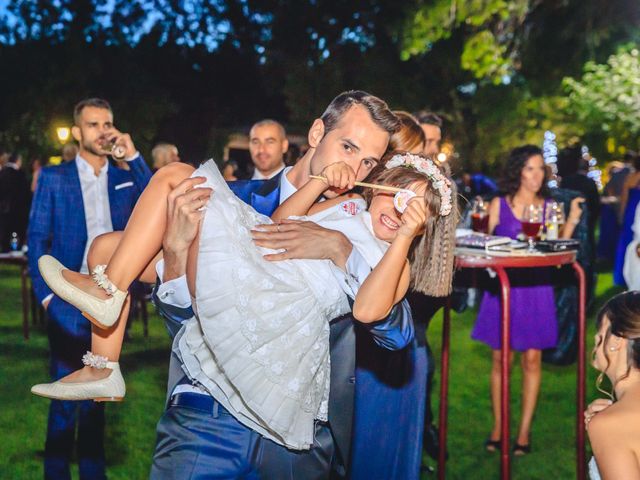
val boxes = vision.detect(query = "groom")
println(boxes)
[151,91,412,478]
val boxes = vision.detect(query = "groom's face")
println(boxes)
[310,105,389,199]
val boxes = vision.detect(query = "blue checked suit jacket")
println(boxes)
[28,156,152,304]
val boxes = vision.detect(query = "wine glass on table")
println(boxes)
[471,197,489,233]
[522,204,543,251]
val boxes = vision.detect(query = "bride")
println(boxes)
[585,291,640,479]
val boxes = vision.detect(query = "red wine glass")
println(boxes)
[470,197,489,233]
[522,204,543,251]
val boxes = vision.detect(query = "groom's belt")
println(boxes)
[170,392,229,417]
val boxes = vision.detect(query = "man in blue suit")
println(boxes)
[150,91,414,479]
[28,98,152,479]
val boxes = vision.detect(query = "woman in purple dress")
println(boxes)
[471,145,584,455]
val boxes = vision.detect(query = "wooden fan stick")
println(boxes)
[309,175,404,193]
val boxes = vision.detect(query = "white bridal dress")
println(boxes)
[176,160,388,450]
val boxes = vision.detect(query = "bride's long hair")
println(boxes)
[362,152,458,297]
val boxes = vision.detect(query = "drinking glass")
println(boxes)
[522,204,543,251]
[470,197,489,233]
[99,136,126,160]
[544,201,565,240]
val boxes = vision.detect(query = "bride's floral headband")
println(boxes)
[385,153,453,216]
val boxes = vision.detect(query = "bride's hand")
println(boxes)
[397,198,426,239]
[318,162,356,192]
[584,398,613,429]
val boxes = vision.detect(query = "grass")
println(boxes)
[0,264,170,480]
[0,264,624,479]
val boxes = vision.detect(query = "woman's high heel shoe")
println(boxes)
[38,255,127,329]
[513,441,531,456]
[484,438,501,453]
[31,352,126,402]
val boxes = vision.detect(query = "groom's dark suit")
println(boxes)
[150,170,414,479]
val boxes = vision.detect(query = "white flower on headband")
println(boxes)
[385,153,453,216]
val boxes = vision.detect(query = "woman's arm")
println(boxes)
[487,196,501,234]
[352,200,426,323]
[560,197,585,239]
[271,177,326,222]
[271,161,357,222]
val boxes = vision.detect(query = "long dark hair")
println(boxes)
[498,145,550,199]
[594,291,640,396]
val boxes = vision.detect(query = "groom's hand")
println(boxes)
[162,176,212,282]
[252,219,353,269]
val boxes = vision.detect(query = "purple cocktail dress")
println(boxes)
[471,197,558,351]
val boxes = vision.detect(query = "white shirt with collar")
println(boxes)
[76,154,113,274]
[156,165,372,321]
[251,164,285,180]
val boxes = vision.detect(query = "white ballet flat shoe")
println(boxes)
[38,255,127,329]
[31,362,126,402]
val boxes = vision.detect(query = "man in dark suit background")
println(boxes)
[248,119,288,180]
[150,91,414,479]
[28,98,152,479]
[0,152,31,251]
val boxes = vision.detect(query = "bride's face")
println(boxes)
[369,181,427,243]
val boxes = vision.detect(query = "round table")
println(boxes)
[437,249,586,480]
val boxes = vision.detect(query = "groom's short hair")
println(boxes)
[73,98,113,125]
[320,91,400,137]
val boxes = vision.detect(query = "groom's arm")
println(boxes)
[360,299,414,351]
[152,176,210,337]
[253,220,414,350]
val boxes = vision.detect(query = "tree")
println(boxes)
[563,47,640,154]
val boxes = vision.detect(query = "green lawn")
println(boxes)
[0,264,623,479]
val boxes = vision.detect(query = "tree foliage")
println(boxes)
[401,0,537,84]
[0,0,639,168]
[563,47,640,151]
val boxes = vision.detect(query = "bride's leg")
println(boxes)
[105,162,196,289]
[60,162,196,297]
[60,233,163,383]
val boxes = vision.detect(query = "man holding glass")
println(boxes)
[27,98,152,479]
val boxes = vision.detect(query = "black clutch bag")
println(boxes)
[535,239,580,252]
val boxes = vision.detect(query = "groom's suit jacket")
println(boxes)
[155,169,414,471]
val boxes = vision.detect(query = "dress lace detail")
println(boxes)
[588,457,602,480]
[176,160,386,450]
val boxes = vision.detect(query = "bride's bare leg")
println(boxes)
[60,232,163,383]
[60,162,197,295]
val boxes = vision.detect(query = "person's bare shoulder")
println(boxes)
[589,401,640,455]
[589,404,640,479]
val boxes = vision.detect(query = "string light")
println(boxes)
[582,145,603,190]
[543,130,558,188]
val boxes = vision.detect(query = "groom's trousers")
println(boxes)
[149,361,340,480]
[150,288,413,479]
